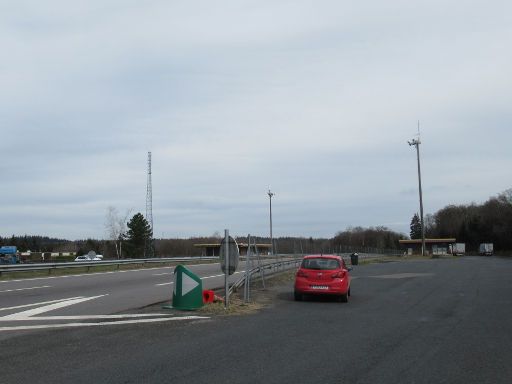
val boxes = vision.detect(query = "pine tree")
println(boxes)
[410,213,422,239]
[124,213,152,258]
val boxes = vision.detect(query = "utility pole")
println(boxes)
[408,124,426,257]
[267,189,275,255]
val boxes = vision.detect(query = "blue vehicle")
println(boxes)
[0,246,19,264]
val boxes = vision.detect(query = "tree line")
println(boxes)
[410,188,512,252]
[1,224,407,259]
[9,186,511,259]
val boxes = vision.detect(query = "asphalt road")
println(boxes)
[0,258,297,337]
[0,262,245,316]
[2,256,512,384]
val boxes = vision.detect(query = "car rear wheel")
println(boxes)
[339,292,348,303]
[294,291,303,301]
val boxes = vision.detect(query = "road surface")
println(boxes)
[2,256,512,384]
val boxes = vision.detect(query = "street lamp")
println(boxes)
[408,133,426,257]
[268,189,275,255]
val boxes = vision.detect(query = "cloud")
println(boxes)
[1,0,511,239]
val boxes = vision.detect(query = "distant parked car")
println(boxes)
[74,255,102,262]
[294,254,351,302]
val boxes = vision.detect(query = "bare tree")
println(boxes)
[105,206,132,259]
[424,213,436,237]
[498,188,512,204]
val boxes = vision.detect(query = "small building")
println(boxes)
[194,243,272,257]
[399,238,457,256]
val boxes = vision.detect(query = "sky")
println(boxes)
[1,1,511,240]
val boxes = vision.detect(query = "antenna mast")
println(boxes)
[146,151,154,256]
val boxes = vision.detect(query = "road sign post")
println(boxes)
[224,230,229,308]
[220,229,240,309]
[244,234,251,303]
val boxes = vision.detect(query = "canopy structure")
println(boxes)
[399,238,457,256]
[194,243,271,256]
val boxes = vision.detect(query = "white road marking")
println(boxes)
[0,295,107,320]
[1,313,177,321]
[0,292,212,332]
[202,273,226,279]
[0,267,173,284]
[155,270,246,286]
[0,262,220,284]
[0,285,51,293]
[369,273,434,279]
[156,282,174,286]
[201,270,246,280]
[0,297,85,312]
[0,316,210,332]
[153,272,172,276]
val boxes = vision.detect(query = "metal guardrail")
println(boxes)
[229,252,400,297]
[0,251,398,277]
[0,256,218,276]
[230,257,302,295]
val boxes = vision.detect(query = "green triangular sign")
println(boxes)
[167,265,203,311]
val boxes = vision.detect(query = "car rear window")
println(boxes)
[301,258,340,270]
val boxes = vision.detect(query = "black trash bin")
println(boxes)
[350,253,359,266]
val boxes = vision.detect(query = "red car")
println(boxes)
[294,255,351,302]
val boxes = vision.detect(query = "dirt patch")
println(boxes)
[197,270,296,316]
[196,297,267,316]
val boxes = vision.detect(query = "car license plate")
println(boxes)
[311,285,328,290]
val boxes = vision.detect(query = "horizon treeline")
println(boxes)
[2,188,510,257]
[0,227,405,258]
[418,189,512,252]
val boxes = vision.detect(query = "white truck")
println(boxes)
[450,243,465,256]
[479,243,494,256]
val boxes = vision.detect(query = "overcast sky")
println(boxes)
[1,1,511,240]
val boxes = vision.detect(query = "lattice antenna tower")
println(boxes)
[146,151,153,234]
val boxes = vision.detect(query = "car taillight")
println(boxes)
[332,271,346,279]
[297,270,309,278]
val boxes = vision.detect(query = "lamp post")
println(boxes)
[408,135,426,257]
[268,189,275,255]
